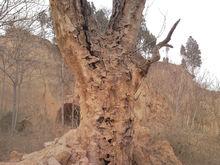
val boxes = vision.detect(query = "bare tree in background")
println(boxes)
[60,58,64,126]
[0,0,42,27]
[57,56,75,126]
[0,0,56,135]
[37,10,48,38]
[0,0,53,42]
[0,45,7,111]
[0,26,39,133]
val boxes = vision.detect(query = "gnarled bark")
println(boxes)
[49,0,180,164]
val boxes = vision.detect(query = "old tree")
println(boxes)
[50,0,180,164]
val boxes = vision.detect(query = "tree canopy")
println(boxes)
[180,36,202,75]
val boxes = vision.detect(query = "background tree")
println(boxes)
[57,57,74,126]
[94,8,110,33]
[0,26,39,133]
[94,8,157,58]
[91,5,157,59]
[165,46,170,57]
[180,45,186,67]
[180,45,186,56]
[180,36,202,75]
[0,0,46,28]
[37,10,49,38]
[137,17,157,57]
[0,0,53,42]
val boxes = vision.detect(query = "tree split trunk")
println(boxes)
[50,0,179,164]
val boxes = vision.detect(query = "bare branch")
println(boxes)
[156,9,167,38]
[157,19,180,49]
[131,19,180,74]
[0,0,48,32]
[0,66,15,84]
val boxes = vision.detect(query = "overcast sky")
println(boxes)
[88,0,220,82]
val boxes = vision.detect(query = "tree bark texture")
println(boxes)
[50,0,179,164]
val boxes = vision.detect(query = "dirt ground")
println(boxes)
[0,113,69,161]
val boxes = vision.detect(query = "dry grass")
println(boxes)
[163,115,220,165]
[0,111,69,161]
[0,32,74,161]
[145,62,220,165]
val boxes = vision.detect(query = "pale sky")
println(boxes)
[88,0,220,82]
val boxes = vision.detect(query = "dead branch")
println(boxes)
[0,0,47,31]
[132,19,180,74]
[157,19,180,49]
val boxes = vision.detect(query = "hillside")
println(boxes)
[146,62,220,165]
[147,62,220,135]
[0,31,74,161]
[0,32,219,164]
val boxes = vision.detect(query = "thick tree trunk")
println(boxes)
[76,81,136,164]
[50,1,144,164]
[49,0,180,164]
